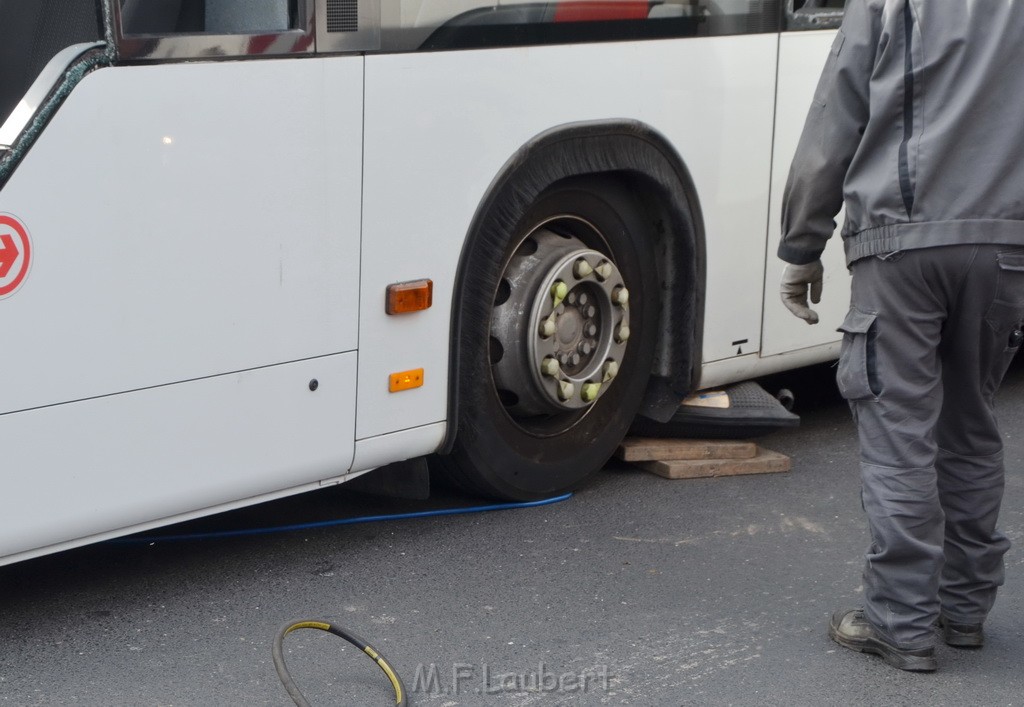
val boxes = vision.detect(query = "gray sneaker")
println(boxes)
[828,609,937,672]
[938,616,984,648]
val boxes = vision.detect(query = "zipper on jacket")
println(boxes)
[898,0,916,219]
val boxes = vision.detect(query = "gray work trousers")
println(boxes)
[839,244,1021,649]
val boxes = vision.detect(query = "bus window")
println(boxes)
[786,0,843,30]
[119,0,297,36]
[382,0,781,52]
[114,1,783,57]
[115,0,315,60]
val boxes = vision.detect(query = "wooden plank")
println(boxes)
[616,437,757,462]
[638,447,791,480]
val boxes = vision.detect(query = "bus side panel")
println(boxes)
[762,29,850,356]
[0,58,363,415]
[0,353,356,560]
[358,36,778,440]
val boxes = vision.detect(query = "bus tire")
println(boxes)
[440,177,658,500]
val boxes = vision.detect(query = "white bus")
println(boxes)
[0,0,848,566]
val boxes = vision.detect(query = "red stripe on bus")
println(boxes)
[553,1,650,22]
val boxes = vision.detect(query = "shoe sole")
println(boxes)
[829,620,937,672]
[943,629,984,648]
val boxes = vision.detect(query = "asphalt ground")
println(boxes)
[1,360,1023,706]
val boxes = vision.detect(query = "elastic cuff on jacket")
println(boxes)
[777,241,824,265]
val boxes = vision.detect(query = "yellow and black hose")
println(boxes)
[272,620,407,706]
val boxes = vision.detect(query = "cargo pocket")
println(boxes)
[985,251,1024,349]
[837,307,879,401]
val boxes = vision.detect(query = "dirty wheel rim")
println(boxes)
[490,218,630,435]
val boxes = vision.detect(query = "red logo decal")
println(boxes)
[0,214,32,299]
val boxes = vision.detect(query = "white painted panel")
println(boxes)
[351,422,447,472]
[359,36,778,438]
[0,58,363,414]
[698,340,840,390]
[0,353,356,560]
[762,30,849,356]
[2,474,354,568]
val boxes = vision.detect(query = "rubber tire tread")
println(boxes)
[440,176,658,500]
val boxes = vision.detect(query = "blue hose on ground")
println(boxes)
[114,492,574,704]
[113,493,573,543]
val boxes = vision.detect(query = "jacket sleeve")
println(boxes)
[778,0,881,265]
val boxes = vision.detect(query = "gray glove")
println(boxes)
[780,260,824,325]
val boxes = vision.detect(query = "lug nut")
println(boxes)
[595,261,613,281]
[602,360,619,382]
[586,324,598,337]
[558,380,575,401]
[574,259,594,278]
[616,325,631,343]
[541,357,560,377]
[558,353,570,365]
[579,342,592,356]
[539,318,557,338]
[581,382,602,403]
[551,280,568,308]
[567,292,577,305]
[579,293,588,306]
[585,306,596,318]
[570,352,581,366]
[612,286,629,306]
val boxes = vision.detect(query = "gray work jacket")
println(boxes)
[779,0,1024,266]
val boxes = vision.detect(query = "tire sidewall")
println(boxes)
[451,179,658,499]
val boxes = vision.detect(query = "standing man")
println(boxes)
[778,0,1024,672]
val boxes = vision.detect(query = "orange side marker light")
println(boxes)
[389,368,424,393]
[386,279,433,315]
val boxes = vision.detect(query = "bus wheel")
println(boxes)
[441,178,658,500]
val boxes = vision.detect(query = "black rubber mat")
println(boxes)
[630,380,800,439]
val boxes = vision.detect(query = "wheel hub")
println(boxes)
[491,226,630,416]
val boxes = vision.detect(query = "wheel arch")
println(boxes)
[441,120,706,453]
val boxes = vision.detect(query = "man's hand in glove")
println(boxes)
[780,260,824,325]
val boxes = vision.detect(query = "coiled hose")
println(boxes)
[273,620,407,707]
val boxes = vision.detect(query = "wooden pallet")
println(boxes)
[616,437,791,480]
